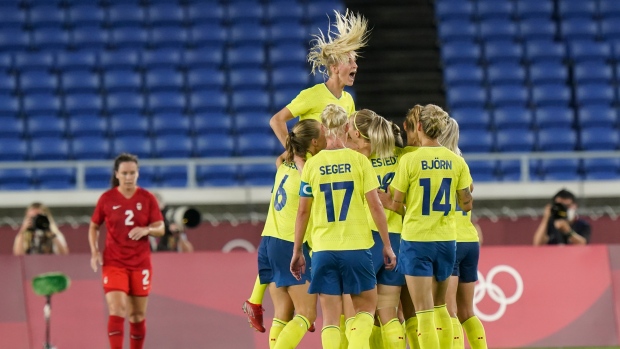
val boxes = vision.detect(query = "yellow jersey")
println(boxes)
[455,207,479,242]
[366,147,405,234]
[261,162,302,242]
[391,146,472,242]
[286,83,355,121]
[300,148,378,251]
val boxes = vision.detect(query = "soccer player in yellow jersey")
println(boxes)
[290,104,396,349]
[347,109,406,349]
[438,118,488,349]
[383,104,474,349]
[256,120,326,348]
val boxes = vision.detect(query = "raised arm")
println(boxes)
[270,107,295,148]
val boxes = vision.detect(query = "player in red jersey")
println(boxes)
[88,153,164,349]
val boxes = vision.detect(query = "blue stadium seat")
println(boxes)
[22,93,61,116]
[235,112,272,134]
[0,53,13,74]
[0,137,28,161]
[537,128,577,151]
[141,48,182,69]
[578,106,617,129]
[0,117,24,138]
[540,158,582,180]
[231,90,271,113]
[435,0,474,21]
[573,62,613,84]
[193,113,232,135]
[189,23,226,48]
[197,164,238,187]
[195,134,234,157]
[524,40,566,63]
[229,68,269,90]
[560,18,599,42]
[71,135,110,160]
[149,25,188,49]
[236,133,279,157]
[467,160,497,182]
[239,164,276,186]
[269,43,307,68]
[580,127,619,150]
[516,0,553,20]
[60,70,100,93]
[306,1,345,23]
[154,135,193,158]
[186,68,226,91]
[583,158,620,180]
[498,159,539,181]
[536,106,574,129]
[269,22,306,45]
[444,64,484,87]
[144,68,183,92]
[112,135,153,158]
[229,23,267,47]
[271,67,309,90]
[35,168,75,189]
[18,71,57,93]
[450,108,491,130]
[68,5,105,28]
[148,91,185,113]
[441,41,481,65]
[134,165,156,188]
[476,0,513,19]
[0,6,26,29]
[227,45,265,68]
[496,129,536,152]
[493,107,533,130]
[110,114,149,137]
[273,89,300,109]
[67,115,107,137]
[447,86,486,109]
[0,94,19,116]
[64,92,103,115]
[479,19,518,42]
[486,63,526,85]
[519,18,556,41]
[558,0,597,19]
[528,62,568,85]
[0,168,33,190]
[30,136,69,160]
[189,91,228,113]
[530,84,571,107]
[0,73,15,94]
[0,28,29,51]
[266,2,304,24]
[103,69,141,93]
[106,92,146,114]
[28,116,65,138]
[32,27,70,50]
[107,4,145,27]
[71,25,108,50]
[489,85,528,108]
[601,17,620,40]
[186,3,225,25]
[85,167,110,189]
[483,41,523,64]
[151,113,191,136]
[568,40,611,63]
[99,49,140,70]
[600,1,620,18]
[110,27,148,49]
[183,47,224,69]
[227,2,263,24]
[438,19,477,43]
[158,165,188,187]
[147,4,185,27]
[458,130,494,153]
[575,83,615,106]
[28,5,65,29]
[13,51,55,72]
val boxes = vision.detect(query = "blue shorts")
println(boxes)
[308,249,376,296]
[257,236,311,288]
[397,240,456,282]
[451,242,479,283]
[370,231,405,286]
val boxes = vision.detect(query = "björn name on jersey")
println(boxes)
[421,158,453,170]
[319,163,352,175]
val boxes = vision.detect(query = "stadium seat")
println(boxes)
[229,23,267,47]
[27,116,65,138]
[580,127,619,150]
[536,106,574,129]
[0,94,19,116]
[477,0,513,19]
[227,1,263,24]
[195,134,235,157]
[0,117,24,138]
[158,165,188,187]
[560,18,598,42]
[151,113,191,136]
[558,0,597,19]
[578,106,617,129]
[231,90,271,113]
[269,22,307,45]
[438,20,477,43]
[0,137,28,161]
[18,71,57,93]
[106,92,146,114]
[64,92,103,115]
[524,40,566,63]
[516,0,553,19]
[99,49,140,71]
[235,112,272,135]
[441,42,481,66]
[22,93,61,116]
[498,159,540,181]
[239,164,276,186]
[112,135,153,159]
[483,41,523,64]
[186,3,225,25]
[60,70,100,93]
[193,113,232,135]
[103,69,142,92]
[188,23,226,48]
[186,68,225,91]
[479,19,518,42]
[229,68,269,90]
[0,73,15,94]
[148,91,186,113]
[537,128,578,151]
[268,44,307,68]
[458,130,494,153]
[530,84,571,107]
[271,66,309,90]
[32,27,70,50]
[266,2,304,24]
[227,45,265,69]
[183,47,224,69]
[493,107,534,130]
[0,168,33,190]
[435,0,474,21]
[109,27,149,49]
[573,62,613,84]
[443,64,484,87]
[0,28,30,51]
[528,62,568,85]
[0,53,13,74]
[568,41,611,63]
[144,68,184,92]
[496,129,536,152]
[519,18,556,41]
[601,18,620,40]
[575,83,615,106]
[600,1,620,18]
[109,114,149,137]
[141,48,182,70]
[149,25,188,49]
[467,160,498,182]
[72,136,110,160]
[35,168,75,190]
[67,116,107,137]
[68,5,105,28]
[0,6,26,29]
[236,133,279,157]
[306,1,345,23]
[30,137,70,161]
[147,4,185,27]
[189,91,228,113]
[489,85,529,108]
[447,86,486,109]
[71,25,108,50]
[583,158,620,180]
[540,158,582,181]
[197,164,238,187]
[107,4,145,28]
[85,167,110,189]
[13,51,55,72]
[450,108,491,130]
[154,135,193,158]
[273,89,300,109]
[486,63,526,85]
[27,5,64,29]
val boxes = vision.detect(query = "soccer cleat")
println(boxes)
[308,322,315,333]
[242,300,265,333]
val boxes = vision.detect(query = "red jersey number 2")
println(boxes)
[125,210,135,226]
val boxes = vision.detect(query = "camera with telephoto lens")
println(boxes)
[165,206,201,229]
[29,214,51,231]
[550,202,568,221]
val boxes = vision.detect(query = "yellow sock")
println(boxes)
[462,316,487,349]
[404,317,420,349]
[249,275,268,304]
[416,310,439,349]
[370,324,383,349]
[382,318,406,349]
[433,305,453,349]
[273,315,310,349]
[269,319,288,349]
[339,315,349,349]
[344,317,355,341]
[348,311,374,349]
[451,317,464,349]
[322,325,342,349]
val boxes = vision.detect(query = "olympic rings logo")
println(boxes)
[473,265,523,322]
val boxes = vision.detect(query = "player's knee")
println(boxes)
[457,308,475,323]
[107,302,127,317]
[129,310,145,323]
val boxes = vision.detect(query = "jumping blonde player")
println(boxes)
[438,118,488,349]
[244,9,370,337]
[290,104,396,349]
[383,104,473,349]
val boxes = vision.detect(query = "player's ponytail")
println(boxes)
[368,116,395,159]
[419,104,449,140]
[321,104,348,138]
[110,153,139,188]
[438,118,462,156]
[285,119,322,163]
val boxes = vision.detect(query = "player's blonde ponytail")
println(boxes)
[321,104,348,138]
[438,118,462,156]
[419,104,449,140]
[368,116,395,159]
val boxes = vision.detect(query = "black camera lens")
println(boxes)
[32,214,50,231]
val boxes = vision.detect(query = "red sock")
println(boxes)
[130,320,146,349]
[108,315,125,349]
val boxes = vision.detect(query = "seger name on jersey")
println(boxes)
[320,163,351,175]
[421,158,452,170]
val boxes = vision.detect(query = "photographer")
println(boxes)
[13,202,69,255]
[153,193,194,253]
[533,189,590,246]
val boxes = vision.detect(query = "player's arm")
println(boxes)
[383,189,406,216]
[456,186,473,212]
[51,231,69,255]
[291,196,312,280]
[270,107,295,148]
[366,189,396,270]
[128,221,165,240]
[89,221,102,272]
[13,230,25,256]
[533,204,551,246]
